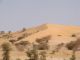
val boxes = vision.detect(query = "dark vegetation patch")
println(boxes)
[71,34,76,37]
[58,35,62,36]
[66,38,80,51]
[35,35,51,50]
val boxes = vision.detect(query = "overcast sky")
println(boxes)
[0,0,80,31]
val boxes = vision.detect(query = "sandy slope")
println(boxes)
[0,24,80,60]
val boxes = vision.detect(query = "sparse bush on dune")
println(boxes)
[22,33,32,38]
[15,43,24,51]
[66,41,76,50]
[9,39,16,44]
[22,28,26,32]
[71,34,76,37]
[50,43,64,54]
[35,35,51,50]
[58,34,62,36]
[0,31,5,35]
[22,33,28,37]
[15,41,30,51]
[36,35,51,43]
[19,41,30,46]
[66,38,80,51]
[25,35,51,60]
[26,42,48,60]
[0,31,13,39]
[17,36,24,41]
[7,31,11,34]
[26,44,38,60]
[56,43,64,51]
[66,38,80,60]
[1,43,11,60]
[2,34,12,39]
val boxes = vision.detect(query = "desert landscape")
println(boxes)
[0,24,80,60]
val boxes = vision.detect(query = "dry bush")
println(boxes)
[26,44,38,60]
[19,41,30,46]
[35,35,51,50]
[15,41,30,51]
[66,41,76,50]
[0,31,5,34]
[1,43,11,60]
[9,39,16,44]
[71,34,76,37]
[17,36,24,41]
[66,38,80,51]
[22,28,26,32]
[2,34,12,39]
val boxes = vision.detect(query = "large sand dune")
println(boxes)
[0,24,80,60]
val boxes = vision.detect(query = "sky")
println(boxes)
[0,0,80,31]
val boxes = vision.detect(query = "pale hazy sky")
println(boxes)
[0,0,80,31]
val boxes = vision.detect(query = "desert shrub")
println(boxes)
[22,28,26,32]
[67,38,80,60]
[23,33,33,37]
[0,31,5,34]
[2,34,12,39]
[58,35,62,36]
[15,43,24,51]
[36,35,51,50]
[23,33,28,37]
[66,41,76,50]
[9,39,16,44]
[38,43,48,50]
[1,43,11,60]
[15,41,30,51]
[19,41,30,46]
[51,50,56,54]
[55,43,64,52]
[8,31,11,34]
[66,38,80,51]
[17,36,24,41]
[26,44,38,60]
[71,34,76,37]
[36,36,51,43]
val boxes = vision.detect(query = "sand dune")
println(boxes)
[0,24,80,60]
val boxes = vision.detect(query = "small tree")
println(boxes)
[66,41,76,50]
[36,35,51,50]
[0,31,5,34]
[22,28,26,32]
[66,41,76,60]
[1,43,11,60]
[66,38,80,60]
[26,44,38,60]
